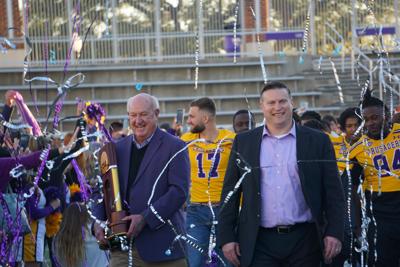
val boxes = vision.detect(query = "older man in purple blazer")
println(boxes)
[93,93,190,267]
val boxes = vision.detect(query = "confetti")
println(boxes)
[135,83,143,91]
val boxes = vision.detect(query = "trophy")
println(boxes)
[99,142,129,250]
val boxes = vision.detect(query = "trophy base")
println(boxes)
[110,210,129,234]
[99,211,130,251]
[99,233,130,251]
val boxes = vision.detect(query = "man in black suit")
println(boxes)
[217,82,345,267]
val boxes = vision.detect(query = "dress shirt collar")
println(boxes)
[263,121,296,139]
[132,129,156,149]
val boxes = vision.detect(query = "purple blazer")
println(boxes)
[94,128,190,262]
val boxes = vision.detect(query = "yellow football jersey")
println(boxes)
[348,123,400,193]
[181,129,235,203]
[329,134,352,174]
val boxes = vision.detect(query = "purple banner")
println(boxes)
[356,26,396,36]
[265,31,304,41]
[224,35,241,54]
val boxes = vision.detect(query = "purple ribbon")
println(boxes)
[0,191,25,264]
[205,250,219,267]
[0,193,14,262]
[71,159,90,201]
[13,93,42,136]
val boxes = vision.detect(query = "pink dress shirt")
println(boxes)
[259,123,312,227]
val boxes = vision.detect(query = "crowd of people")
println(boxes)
[1,81,399,267]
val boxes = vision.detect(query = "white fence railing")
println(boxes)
[2,0,399,65]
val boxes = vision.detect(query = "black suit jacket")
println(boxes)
[217,125,345,267]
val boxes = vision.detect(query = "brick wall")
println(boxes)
[244,0,268,42]
[0,0,23,37]
[0,0,7,36]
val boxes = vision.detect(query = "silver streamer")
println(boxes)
[149,204,166,224]
[329,57,345,104]
[25,73,85,129]
[0,28,32,83]
[9,164,26,179]
[376,105,386,196]
[128,237,134,267]
[25,73,85,96]
[86,202,107,230]
[194,0,203,90]
[355,181,369,266]
[355,55,362,87]
[243,88,253,131]
[194,34,200,90]
[23,187,35,199]
[62,145,90,161]
[46,160,54,170]
[344,152,354,263]
[2,121,32,130]
[203,136,230,262]
[147,138,205,205]
[165,219,187,257]
[118,236,129,252]
[168,234,205,255]
[368,185,378,264]
[0,36,16,53]
[301,1,312,54]
[233,1,240,64]
[79,118,89,143]
[220,159,252,210]
[249,7,268,84]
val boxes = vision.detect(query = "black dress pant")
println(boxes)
[250,223,321,267]
[368,218,400,267]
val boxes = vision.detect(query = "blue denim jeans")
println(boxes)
[186,205,231,267]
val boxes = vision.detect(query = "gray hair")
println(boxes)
[127,93,159,112]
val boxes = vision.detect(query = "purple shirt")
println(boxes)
[260,123,312,227]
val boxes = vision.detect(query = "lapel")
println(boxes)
[252,126,264,193]
[134,128,163,186]
[295,125,310,185]
[119,136,133,200]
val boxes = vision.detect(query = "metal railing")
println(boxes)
[351,47,374,90]
[350,46,400,103]
[380,66,400,103]
[18,29,306,66]
[2,0,399,66]
[323,22,346,72]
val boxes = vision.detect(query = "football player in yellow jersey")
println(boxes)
[348,90,400,266]
[181,97,235,267]
[330,108,362,175]
[328,107,362,267]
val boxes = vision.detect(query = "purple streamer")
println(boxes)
[71,159,90,201]
[205,250,218,267]
[0,191,24,264]
[13,93,42,136]
[53,98,64,129]
[44,21,49,114]
[0,193,14,262]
